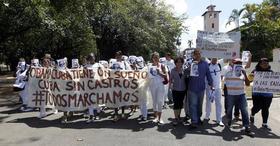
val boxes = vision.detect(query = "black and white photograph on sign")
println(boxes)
[242,51,250,62]
[233,64,243,77]
[190,62,199,77]
[71,59,79,68]
[149,66,158,78]
[57,59,67,71]
[111,62,124,70]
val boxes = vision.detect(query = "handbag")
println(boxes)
[161,64,169,85]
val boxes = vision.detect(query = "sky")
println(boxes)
[163,0,264,50]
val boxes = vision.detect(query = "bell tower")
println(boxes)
[202,5,221,32]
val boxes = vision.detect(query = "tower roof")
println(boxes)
[206,5,216,9]
[202,11,221,16]
[202,5,221,16]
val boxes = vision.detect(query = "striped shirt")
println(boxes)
[224,70,245,95]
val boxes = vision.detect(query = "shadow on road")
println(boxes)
[2,107,279,142]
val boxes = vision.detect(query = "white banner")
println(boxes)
[196,30,241,59]
[27,67,150,111]
[253,72,280,94]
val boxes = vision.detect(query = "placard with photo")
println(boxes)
[190,62,199,77]
[241,51,250,62]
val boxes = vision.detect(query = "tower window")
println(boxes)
[214,14,217,18]
[212,23,214,28]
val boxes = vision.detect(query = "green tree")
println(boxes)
[0,0,186,70]
[227,0,280,61]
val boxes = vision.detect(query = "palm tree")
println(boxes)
[225,9,244,29]
[226,4,258,29]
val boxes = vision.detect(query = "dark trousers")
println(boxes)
[172,90,185,110]
[225,96,240,117]
[251,95,273,123]
[115,107,125,115]
[224,84,240,117]
[226,94,250,127]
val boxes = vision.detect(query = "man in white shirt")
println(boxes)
[204,58,224,126]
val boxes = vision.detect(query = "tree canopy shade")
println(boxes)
[0,0,187,70]
[227,0,280,61]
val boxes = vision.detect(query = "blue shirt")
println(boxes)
[188,60,213,92]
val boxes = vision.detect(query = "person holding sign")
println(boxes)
[38,54,58,118]
[110,51,131,122]
[186,49,213,129]
[84,53,104,123]
[224,58,253,136]
[249,58,273,131]
[14,58,31,111]
[149,52,168,124]
[61,59,80,124]
[222,53,252,120]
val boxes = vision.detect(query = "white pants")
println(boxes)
[89,106,101,116]
[150,80,165,112]
[205,88,222,122]
[19,82,29,105]
[140,103,147,118]
[164,84,169,102]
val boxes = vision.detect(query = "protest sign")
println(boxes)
[233,64,243,78]
[196,30,241,59]
[253,72,280,94]
[27,67,150,111]
[241,51,250,63]
[190,62,199,77]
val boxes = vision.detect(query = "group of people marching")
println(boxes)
[13,49,274,137]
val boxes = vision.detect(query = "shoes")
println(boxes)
[198,119,203,125]
[204,118,210,123]
[137,115,143,121]
[262,124,272,131]
[129,112,134,116]
[217,121,224,127]
[227,120,232,127]
[53,109,58,114]
[38,113,47,119]
[142,117,147,121]
[234,115,240,121]
[23,107,33,112]
[86,118,94,123]
[113,115,119,122]
[21,106,33,112]
[189,123,198,130]
[158,119,164,124]
[245,127,254,137]
[69,111,74,117]
[183,116,190,123]
[173,119,178,126]
[20,106,25,111]
[61,116,67,124]
[95,116,100,120]
[152,118,159,123]
[250,115,254,124]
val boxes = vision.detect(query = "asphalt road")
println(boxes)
[0,75,279,146]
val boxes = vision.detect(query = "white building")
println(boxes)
[202,5,221,32]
